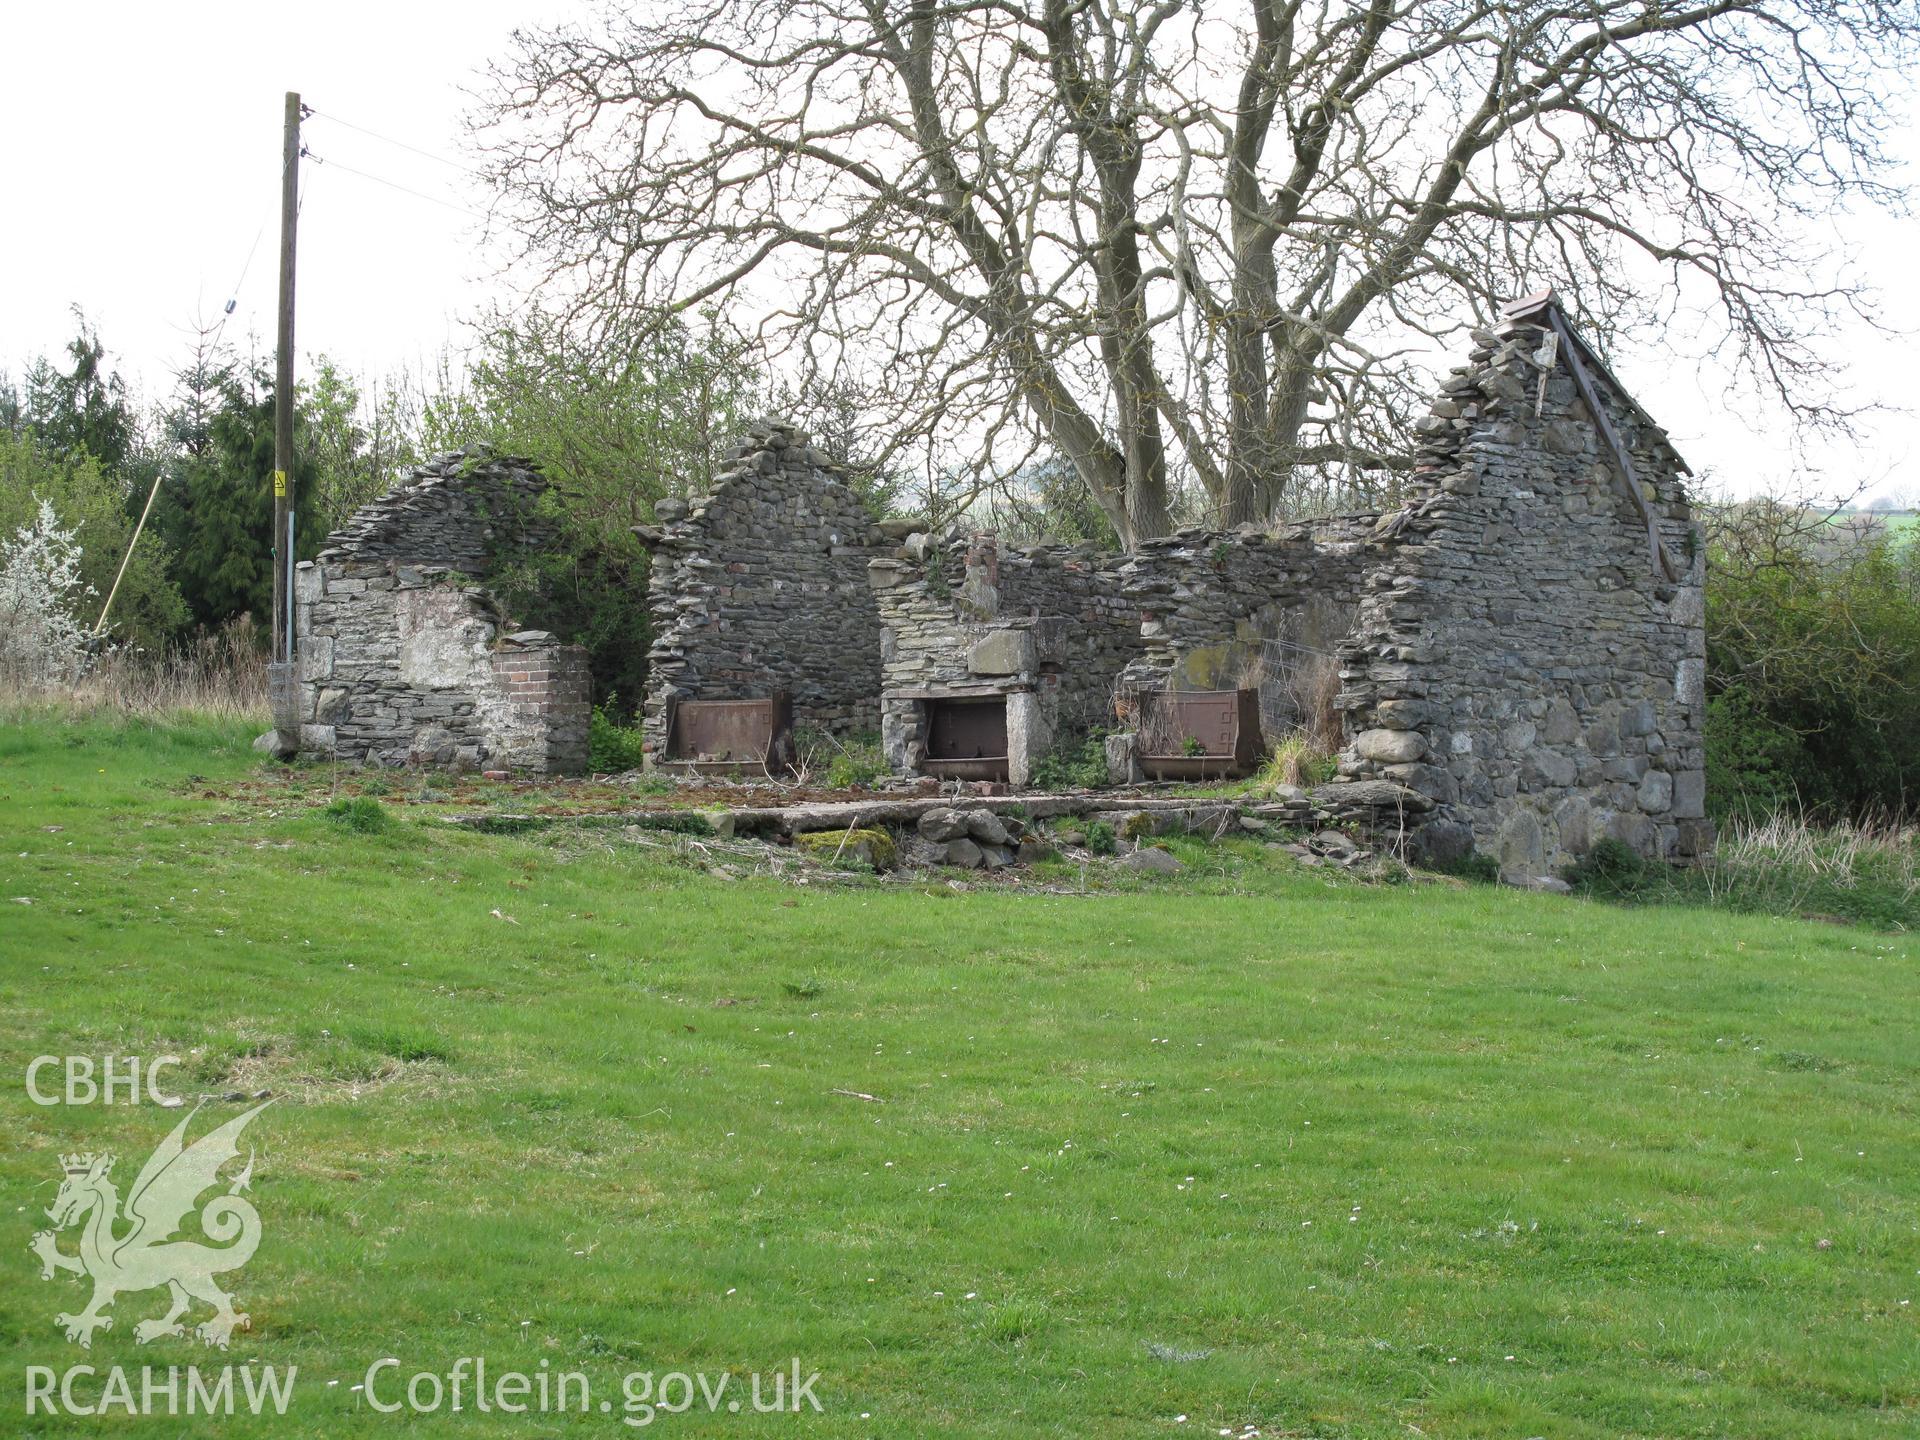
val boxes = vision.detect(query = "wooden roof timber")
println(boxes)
[1499,290,1683,583]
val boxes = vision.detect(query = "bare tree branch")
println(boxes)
[475,0,1919,543]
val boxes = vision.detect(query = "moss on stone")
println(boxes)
[793,827,898,870]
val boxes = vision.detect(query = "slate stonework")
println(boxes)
[1332,309,1710,871]
[854,301,1707,870]
[292,449,590,773]
[1112,514,1380,741]
[633,419,887,758]
[542,295,1713,871]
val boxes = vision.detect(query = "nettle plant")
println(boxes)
[0,499,93,684]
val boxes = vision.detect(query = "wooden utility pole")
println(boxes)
[272,91,301,665]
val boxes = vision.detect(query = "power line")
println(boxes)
[300,144,489,222]
[201,222,266,355]
[303,106,477,175]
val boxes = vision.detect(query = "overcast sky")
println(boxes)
[3,2,1915,504]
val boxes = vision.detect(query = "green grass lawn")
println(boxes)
[1,712,1916,1437]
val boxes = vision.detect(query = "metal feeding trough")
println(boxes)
[923,696,1010,782]
[1136,689,1264,780]
[661,694,795,776]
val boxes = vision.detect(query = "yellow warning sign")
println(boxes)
[273,469,288,498]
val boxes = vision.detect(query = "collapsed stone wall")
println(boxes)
[1115,516,1380,733]
[867,531,1142,781]
[625,302,1707,872]
[1335,312,1709,872]
[634,420,886,757]
[293,449,590,773]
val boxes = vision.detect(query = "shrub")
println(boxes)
[1083,820,1117,856]
[827,743,888,790]
[797,729,889,789]
[1703,684,1820,819]
[0,499,91,686]
[1431,850,1501,884]
[1029,728,1111,790]
[589,698,649,772]
[1563,837,1654,898]
[1705,500,1920,820]
[1562,814,1920,931]
[324,796,391,834]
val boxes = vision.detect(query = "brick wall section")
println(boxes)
[1332,314,1710,871]
[634,419,888,758]
[293,448,589,774]
[489,643,591,772]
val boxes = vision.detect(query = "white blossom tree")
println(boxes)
[0,499,93,686]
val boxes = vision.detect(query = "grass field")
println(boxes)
[2,711,1917,1437]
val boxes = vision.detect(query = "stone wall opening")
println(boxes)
[869,532,1142,786]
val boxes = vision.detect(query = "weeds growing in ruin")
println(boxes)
[1252,735,1338,791]
[1029,728,1110,790]
[793,726,889,789]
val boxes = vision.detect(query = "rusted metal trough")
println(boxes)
[1134,688,1265,780]
[658,694,796,776]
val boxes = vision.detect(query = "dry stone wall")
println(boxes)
[293,449,590,773]
[1114,516,1380,736]
[1333,314,1709,872]
[867,531,1143,779]
[634,420,886,757]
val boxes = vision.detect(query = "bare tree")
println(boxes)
[478,1,1916,546]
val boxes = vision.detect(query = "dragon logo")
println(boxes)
[30,1101,270,1350]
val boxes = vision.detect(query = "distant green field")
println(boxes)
[2,712,1917,1437]
[1832,509,1918,543]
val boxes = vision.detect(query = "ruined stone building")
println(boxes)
[644,294,1708,870]
[289,293,1704,870]
[1335,296,1708,871]
[292,450,590,772]
[864,531,1142,786]
[632,419,889,763]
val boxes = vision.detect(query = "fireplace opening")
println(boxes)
[662,694,796,775]
[923,696,1010,782]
